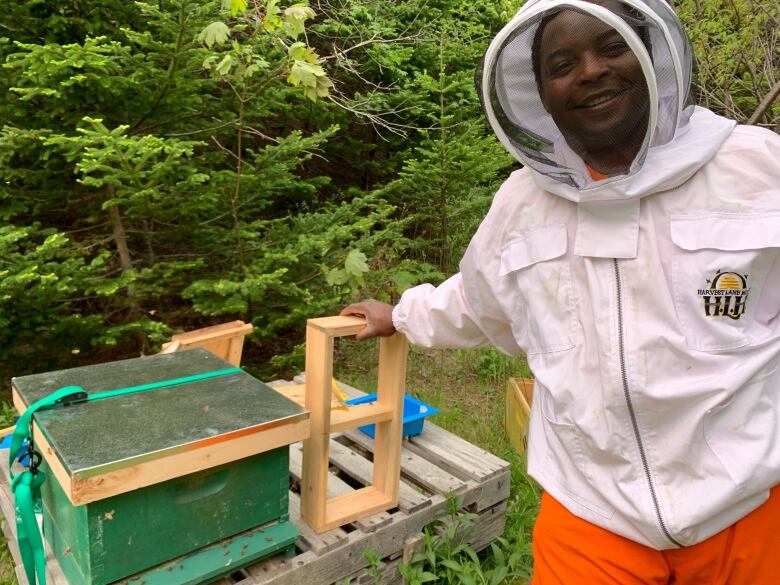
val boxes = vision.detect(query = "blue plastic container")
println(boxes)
[344,394,439,438]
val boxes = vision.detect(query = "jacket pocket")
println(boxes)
[670,213,780,351]
[704,362,780,493]
[537,382,615,519]
[499,225,577,354]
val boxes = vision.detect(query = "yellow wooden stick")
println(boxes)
[331,379,349,411]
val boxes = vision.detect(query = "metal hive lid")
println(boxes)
[12,349,307,479]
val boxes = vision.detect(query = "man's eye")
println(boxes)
[548,60,574,76]
[602,42,629,56]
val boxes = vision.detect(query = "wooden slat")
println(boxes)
[324,487,395,532]
[329,403,393,433]
[300,325,334,532]
[340,553,404,585]
[287,492,349,555]
[406,423,508,482]
[274,384,394,433]
[468,501,509,552]
[307,316,366,337]
[343,430,465,497]
[271,384,306,403]
[326,438,430,514]
[270,384,394,433]
[372,333,407,506]
[242,482,506,585]
[161,321,253,367]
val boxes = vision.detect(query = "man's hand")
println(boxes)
[340,300,396,341]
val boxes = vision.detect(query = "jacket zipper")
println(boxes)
[613,259,683,548]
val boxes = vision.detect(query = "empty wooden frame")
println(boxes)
[160,320,253,366]
[300,316,408,533]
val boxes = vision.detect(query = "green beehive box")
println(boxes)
[11,350,309,585]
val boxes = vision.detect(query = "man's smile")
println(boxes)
[574,87,631,109]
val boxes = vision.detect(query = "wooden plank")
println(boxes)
[330,403,393,433]
[326,439,430,514]
[324,487,395,532]
[406,423,508,482]
[287,492,349,555]
[468,501,508,553]
[372,333,407,506]
[307,316,366,337]
[469,470,512,513]
[271,384,306,403]
[162,321,253,367]
[270,385,394,433]
[167,321,252,344]
[243,493,469,584]
[343,430,465,497]
[342,555,403,585]
[301,325,334,533]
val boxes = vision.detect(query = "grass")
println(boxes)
[0,343,542,584]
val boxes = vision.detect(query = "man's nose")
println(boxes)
[576,53,609,83]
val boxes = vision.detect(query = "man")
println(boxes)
[343,0,780,583]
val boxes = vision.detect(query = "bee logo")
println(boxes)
[697,271,749,320]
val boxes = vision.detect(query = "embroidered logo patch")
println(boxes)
[697,271,749,320]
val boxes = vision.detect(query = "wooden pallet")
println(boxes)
[0,377,510,585]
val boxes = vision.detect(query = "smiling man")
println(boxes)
[533,0,651,176]
[342,1,780,583]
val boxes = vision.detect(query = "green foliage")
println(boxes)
[400,495,527,585]
[0,401,18,429]
[677,0,779,126]
[0,224,110,373]
[0,0,371,381]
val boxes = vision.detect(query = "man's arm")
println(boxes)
[342,273,490,348]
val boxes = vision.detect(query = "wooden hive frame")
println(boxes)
[300,316,407,533]
[160,320,253,366]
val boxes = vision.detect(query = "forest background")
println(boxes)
[0,0,777,582]
[2,0,777,385]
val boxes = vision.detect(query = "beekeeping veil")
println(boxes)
[478,0,736,257]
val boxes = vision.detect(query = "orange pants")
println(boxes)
[532,486,780,585]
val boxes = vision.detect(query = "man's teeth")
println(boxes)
[582,93,617,107]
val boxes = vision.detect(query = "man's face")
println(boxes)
[537,3,650,153]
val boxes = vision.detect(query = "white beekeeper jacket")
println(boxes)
[391,0,780,550]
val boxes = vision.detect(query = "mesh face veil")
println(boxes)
[478,0,693,193]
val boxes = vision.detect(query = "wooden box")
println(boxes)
[505,377,533,456]
[10,350,309,585]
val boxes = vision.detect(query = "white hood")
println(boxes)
[478,0,736,257]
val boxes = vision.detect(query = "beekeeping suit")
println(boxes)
[391,0,780,548]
